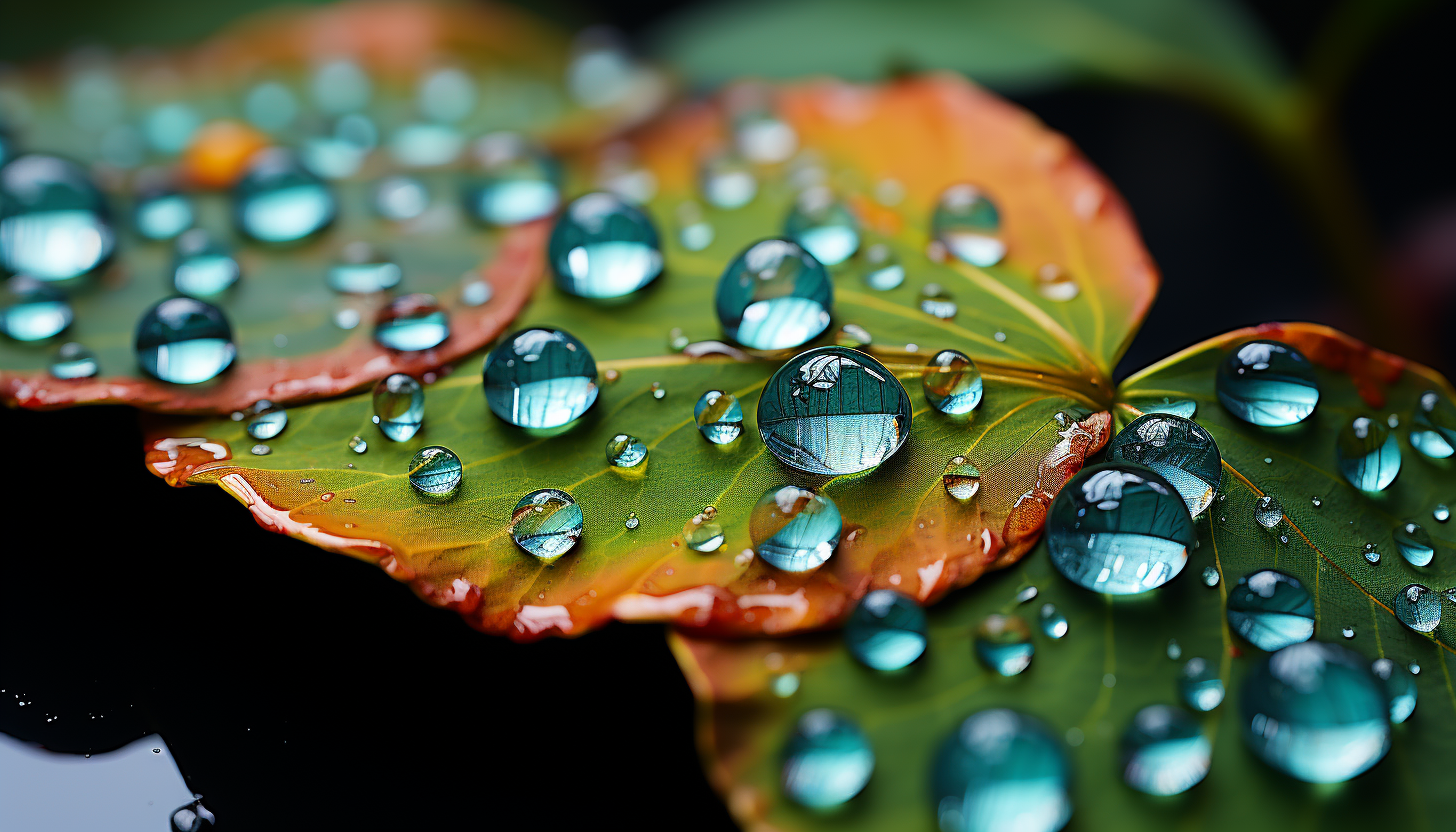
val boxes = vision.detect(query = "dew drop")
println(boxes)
[1035,264,1080,301]
[749,485,841,572]
[1393,520,1435,567]
[860,243,904,290]
[675,201,714,251]
[695,389,744,444]
[1178,657,1224,711]
[484,328,599,429]
[1410,389,1456,459]
[1226,569,1315,651]
[1166,639,1182,660]
[510,489,582,562]
[922,349,983,415]
[651,382,666,400]
[134,188,194,241]
[374,293,448,352]
[1253,495,1284,529]
[835,323,872,349]
[932,184,1005,267]
[329,241,401,294]
[1106,413,1222,517]
[699,154,757,209]
[1,277,72,341]
[683,514,725,552]
[464,133,561,226]
[246,405,288,441]
[348,435,368,454]
[940,457,982,503]
[407,446,462,499]
[1215,340,1319,427]
[172,229,240,296]
[974,614,1034,676]
[918,283,957,320]
[1370,658,1417,723]
[233,149,336,242]
[1434,504,1451,523]
[715,239,831,350]
[606,433,648,474]
[1335,415,1401,491]
[373,175,429,221]
[48,341,98,379]
[1144,398,1197,419]
[372,374,424,441]
[134,297,236,384]
[549,192,663,298]
[624,512,640,530]
[844,589,927,671]
[1039,603,1068,639]
[0,154,116,280]
[1120,705,1210,795]
[1394,584,1441,633]
[1016,586,1039,604]
[780,709,873,809]
[1201,566,1219,587]
[1047,464,1196,595]
[1341,626,1355,639]
[932,710,1070,832]
[784,188,859,266]
[250,443,270,456]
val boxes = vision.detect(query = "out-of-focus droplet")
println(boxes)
[172,229,240,296]
[974,614,1034,676]
[329,241,402,294]
[233,150,336,242]
[1178,657,1224,711]
[464,133,561,226]
[0,154,115,280]
[780,709,874,809]
[1,277,72,341]
[846,589,927,671]
[48,341,98,379]
[1120,705,1211,796]
[1226,569,1315,651]
[932,184,1005,267]
[548,192,663,298]
[374,294,448,351]
[134,296,235,384]
[784,188,859,267]
[860,242,904,290]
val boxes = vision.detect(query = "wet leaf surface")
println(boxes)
[141,75,1155,639]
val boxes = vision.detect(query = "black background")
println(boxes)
[1,1,1453,829]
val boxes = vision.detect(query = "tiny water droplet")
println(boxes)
[1216,340,1319,426]
[845,589,927,670]
[918,283,957,320]
[329,241,401,294]
[407,446,462,499]
[780,709,873,809]
[695,389,744,444]
[1166,639,1182,660]
[684,513,725,552]
[250,444,270,456]
[510,489,583,562]
[1201,566,1219,587]
[1039,603,1068,638]
[651,382,666,400]
[373,175,430,221]
[699,154,756,209]
[860,243,904,290]
[835,323,872,349]
[606,433,648,474]
[1035,263,1080,301]
[922,349,983,414]
[1410,389,1456,459]
[1434,503,1450,522]
[974,614,1034,676]
[993,331,1007,342]
[1311,497,1322,508]
[348,435,368,454]
[246,405,288,440]
[770,672,799,698]
[942,456,982,501]
[1227,569,1315,651]
[1264,457,1273,464]
[374,294,448,351]
[1015,586,1038,604]
[1341,626,1355,639]
[624,512,639,530]
[1394,584,1441,633]
[1253,495,1283,529]
[1178,657,1224,711]
[48,341,98,379]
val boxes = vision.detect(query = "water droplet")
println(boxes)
[374,294,448,351]
[250,443,270,456]
[372,374,424,441]
[699,154,757,209]
[1166,638,1182,660]
[770,672,799,697]
[606,433,648,473]
[170,799,216,832]
[1253,495,1284,529]
[1410,390,1456,459]
[735,111,797,164]
[750,485,841,572]
[1363,543,1381,564]
[1434,503,1451,523]
[1178,657,1224,711]
[482,329,599,430]
[329,241,402,294]
[1215,340,1320,426]
[695,389,744,444]
[1241,641,1390,782]
[1370,658,1417,724]
[780,709,873,809]
[170,229,240,296]
[758,347,911,475]
[1394,584,1441,633]
[373,175,430,221]
[1201,566,1220,587]
[933,710,1070,832]
[1035,264,1079,301]
[1394,520,1435,566]
[845,589,926,671]
[624,512,640,530]
[835,323,872,349]
[245,81,299,132]
[651,382,666,400]
[464,133,561,226]
[918,283,958,319]
[856,242,904,291]
[1335,415,1401,491]
[1410,662,1421,675]
[246,405,288,441]
[932,184,1006,267]
[548,193,663,298]
[684,514,725,552]
[1226,569,1315,651]
[674,201,714,251]
[715,239,831,350]
[1047,464,1196,594]
[993,331,1007,342]
[134,189,193,240]
[938,456,983,503]
[1107,413,1222,517]
[233,150,336,242]
[1039,603,1068,639]
[974,614,1034,676]
[1016,586,1039,604]
[311,58,371,114]
[1,277,72,341]
[667,328,689,351]
[348,435,368,454]
[1339,626,1355,639]
[921,349,983,415]
[134,297,236,384]
[407,446,462,499]
[510,489,582,562]
[1264,457,1273,464]
[784,188,859,266]
[48,341,97,379]
[0,154,115,280]
[1311,496,1322,508]
[1120,705,1210,795]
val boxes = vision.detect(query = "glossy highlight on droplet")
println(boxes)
[549,192,663,298]
[781,709,874,810]
[1226,569,1315,651]
[1215,340,1319,427]
[845,589,927,671]
[715,239,832,351]
[1253,495,1284,529]
[233,149,336,242]
[483,328,599,429]
[943,456,981,501]
[134,189,193,240]
[606,433,648,473]
[1106,413,1222,517]
[511,488,583,563]
[695,389,744,444]
[922,349,983,415]
[750,485,841,572]
[134,296,236,384]
[372,373,424,442]
[861,243,904,290]
[246,405,288,440]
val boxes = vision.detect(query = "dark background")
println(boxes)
[1,0,1452,829]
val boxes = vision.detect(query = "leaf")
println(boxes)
[670,321,1456,831]
[0,0,667,413]
[140,74,1157,639]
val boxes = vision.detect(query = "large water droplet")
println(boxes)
[695,389,744,444]
[233,150,336,242]
[1039,603,1068,639]
[1178,657,1225,711]
[606,433,648,473]
[943,456,982,501]
[407,446,462,499]
[1394,584,1441,633]
[464,133,561,226]
[781,709,873,809]
[1410,390,1456,459]
[246,404,288,440]
[134,189,194,240]
[1226,569,1315,651]
[134,297,236,384]
[932,184,1005,267]
[974,614,1034,676]
[845,589,927,671]
[1,277,72,341]
[548,192,663,298]
[922,349,983,415]
[511,488,583,563]
[372,373,424,441]
[784,188,859,266]
[1393,520,1435,567]
[1240,641,1390,783]
[329,241,402,294]
[483,328,599,429]
[683,513,725,552]
[758,347,912,475]
[1336,415,1401,491]
[374,294,448,351]
[1253,494,1284,529]
[1106,413,1222,517]
[699,154,757,209]
[860,243,904,290]
[715,239,832,351]
[932,710,1070,832]
[48,341,98,379]
[1215,340,1319,427]
[750,485,841,572]
[1369,658,1417,724]
[172,229,240,296]
[1046,464,1196,595]
[1120,705,1211,795]
[373,175,430,221]
[0,154,115,280]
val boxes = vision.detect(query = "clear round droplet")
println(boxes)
[134,297,236,384]
[374,294,448,352]
[1035,264,1079,302]
[133,189,194,241]
[1394,520,1435,567]
[932,184,1005,267]
[1215,340,1320,427]
[758,347,912,475]
[1166,639,1182,660]
[511,488,583,563]
[329,241,402,294]
[464,133,560,226]
[735,111,797,164]
[699,154,757,210]
[780,709,873,810]
[715,239,832,351]
[942,456,982,502]
[974,614,1034,676]
[919,283,958,320]
[624,512,640,530]
[1434,503,1451,523]
[348,435,368,454]
[1335,415,1401,491]
[1253,495,1284,529]
[749,485,841,573]
[246,405,288,441]
[1,277,72,341]
[250,443,270,456]
[1039,603,1068,639]
[172,229,240,296]
[372,373,424,442]
[233,150,336,243]
[784,188,859,267]
[845,589,927,671]
[858,242,904,290]
[1046,464,1196,595]
[1201,566,1220,587]
[1394,584,1441,633]
[683,514,725,552]
[1106,413,1222,517]
[1178,657,1225,712]
[1370,658,1417,724]
[695,389,744,444]
[373,175,430,221]
[1120,705,1210,796]
[1226,569,1315,651]
[1410,389,1456,459]
[0,154,115,280]
[549,192,663,298]
[932,710,1070,832]
[483,328,599,429]
[407,445,462,499]
[606,433,648,473]
[49,341,98,379]
[922,349,983,415]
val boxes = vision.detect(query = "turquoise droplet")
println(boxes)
[750,485,841,572]
[845,589,927,671]
[0,154,115,280]
[694,389,744,444]
[1394,584,1441,633]
[974,614,1034,676]
[1335,415,1401,491]
[329,242,402,294]
[246,405,288,440]
[463,133,561,226]
[1393,520,1434,567]
[142,103,200,155]
[1,277,72,341]
[715,239,832,351]
[1178,657,1225,711]
[860,243,904,290]
[172,230,240,296]
[548,193,662,298]
[699,154,756,209]
[417,67,477,123]
[510,488,583,563]
[1107,413,1222,517]
[932,184,1005,267]
[373,175,430,221]
[311,59,372,115]
[133,190,194,240]
[1227,569,1315,651]
[1215,340,1320,427]
[49,341,98,379]
[134,297,236,384]
[758,347,912,475]
[388,123,464,168]
[781,709,873,810]
[784,190,859,266]
[1410,390,1456,459]
[1369,658,1417,723]
[606,433,648,473]
[1240,641,1390,783]
[1039,603,1068,639]
[244,81,298,132]
[932,709,1071,832]
[1120,705,1211,795]
[234,150,336,243]
[372,373,424,442]
[922,349,983,415]
[1047,464,1196,594]
[407,445,462,499]
[483,328,599,429]
[374,294,448,352]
